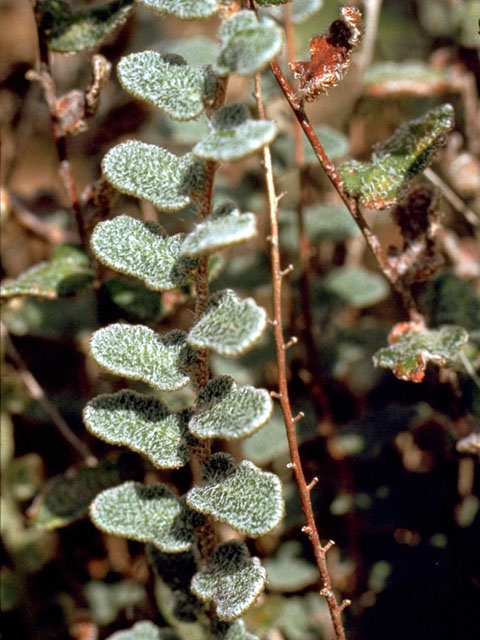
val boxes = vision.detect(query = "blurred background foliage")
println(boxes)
[1,0,479,639]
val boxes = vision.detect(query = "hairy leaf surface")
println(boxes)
[84,391,192,468]
[215,10,283,76]
[189,376,273,440]
[210,620,259,640]
[339,104,455,209]
[191,541,266,621]
[90,326,192,390]
[193,103,277,162]
[91,216,197,291]
[188,290,267,357]
[186,453,284,537]
[373,324,469,382]
[183,202,257,256]
[0,245,94,300]
[137,0,219,19]
[38,0,134,52]
[102,142,206,211]
[30,452,137,530]
[118,52,216,120]
[106,620,176,640]
[90,482,201,551]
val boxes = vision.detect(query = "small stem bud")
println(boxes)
[283,336,298,350]
[293,411,305,423]
[339,599,352,612]
[280,264,294,277]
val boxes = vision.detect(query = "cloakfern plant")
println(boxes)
[3,1,478,639]
[81,3,285,638]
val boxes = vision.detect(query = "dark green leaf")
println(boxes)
[0,245,94,300]
[103,277,162,322]
[242,408,289,465]
[279,205,359,251]
[373,324,469,382]
[322,267,389,308]
[161,37,218,67]
[255,0,289,6]
[148,545,197,591]
[263,541,318,592]
[420,272,480,331]
[364,61,448,91]
[305,125,349,163]
[30,452,137,530]
[338,104,455,209]
[85,580,147,627]
[211,620,259,640]
[292,0,324,24]
[38,0,134,53]
[0,568,23,612]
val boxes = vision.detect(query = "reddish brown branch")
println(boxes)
[269,60,421,318]
[254,74,350,640]
[26,61,88,249]
[283,4,336,425]
[30,8,114,250]
[189,77,229,564]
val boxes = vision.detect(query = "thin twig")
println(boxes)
[254,73,350,640]
[30,8,88,248]
[283,2,305,169]
[357,0,383,75]
[10,193,78,244]
[2,323,97,464]
[424,167,479,228]
[283,3,336,426]
[269,59,422,318]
